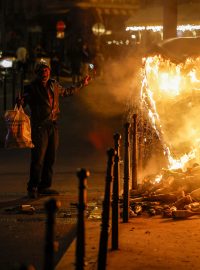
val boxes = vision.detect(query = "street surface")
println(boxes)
[0,74,126,270]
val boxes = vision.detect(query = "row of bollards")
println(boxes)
[97,117,139,269]
[31,115,138,270]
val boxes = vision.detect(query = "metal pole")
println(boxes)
[20,71,24,95]
[98,148,115,270]
[3,71,7,111]
[138,111,144,184]
[76,168,90,270]
[123,122,130,223]
[12,68,16,107]
[163,0,177,39]
[132,114,138,190]
[44,198,60,270]
[112,133,121,250]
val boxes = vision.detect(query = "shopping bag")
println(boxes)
[4,105,34,148]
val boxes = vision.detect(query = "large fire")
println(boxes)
[141,55,200,177]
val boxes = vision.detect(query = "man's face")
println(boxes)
[37,67,50,84]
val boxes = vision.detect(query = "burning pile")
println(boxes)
[129,54,200,219]
[128,164,200,219]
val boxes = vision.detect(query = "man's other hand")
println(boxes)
[83,75,91,86]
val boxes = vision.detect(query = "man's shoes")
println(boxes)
[38,188,59,196]
[27,188,37,199]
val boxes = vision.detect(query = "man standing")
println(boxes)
[18,60,90,198]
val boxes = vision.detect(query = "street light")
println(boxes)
[0,59,13,68]
[92,23,106,52]
[92,23,106,36]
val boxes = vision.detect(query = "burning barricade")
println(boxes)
[126,38,200,220]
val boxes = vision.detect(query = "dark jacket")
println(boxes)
[23,78,82,126]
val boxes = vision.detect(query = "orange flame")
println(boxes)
[142,55,200,172]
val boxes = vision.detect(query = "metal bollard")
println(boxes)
[138,112,144,180]
[123,122,130,223]
[112,133,121,250]
[44,198,60,270]
[132,114,138,190]
[98,148,115,270]
[76,168,90,270]
[3,71,7,111]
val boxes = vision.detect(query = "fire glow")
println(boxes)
[142,55,200,174]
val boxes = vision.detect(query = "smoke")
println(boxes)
[82,52,142,118]
[138,154,167,184]
[81,51,144,152]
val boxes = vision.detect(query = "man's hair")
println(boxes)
[34,60,50,74]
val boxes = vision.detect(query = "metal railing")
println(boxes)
[0,68,24,112]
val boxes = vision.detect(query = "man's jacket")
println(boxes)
[23,78,82,126]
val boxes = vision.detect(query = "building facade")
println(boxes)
[0,0,139,58]
[0,0,198,61]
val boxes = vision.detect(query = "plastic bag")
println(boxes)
[4,105,34,148]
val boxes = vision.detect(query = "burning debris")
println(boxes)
[127,191,200,220]
[127,138,200,219]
